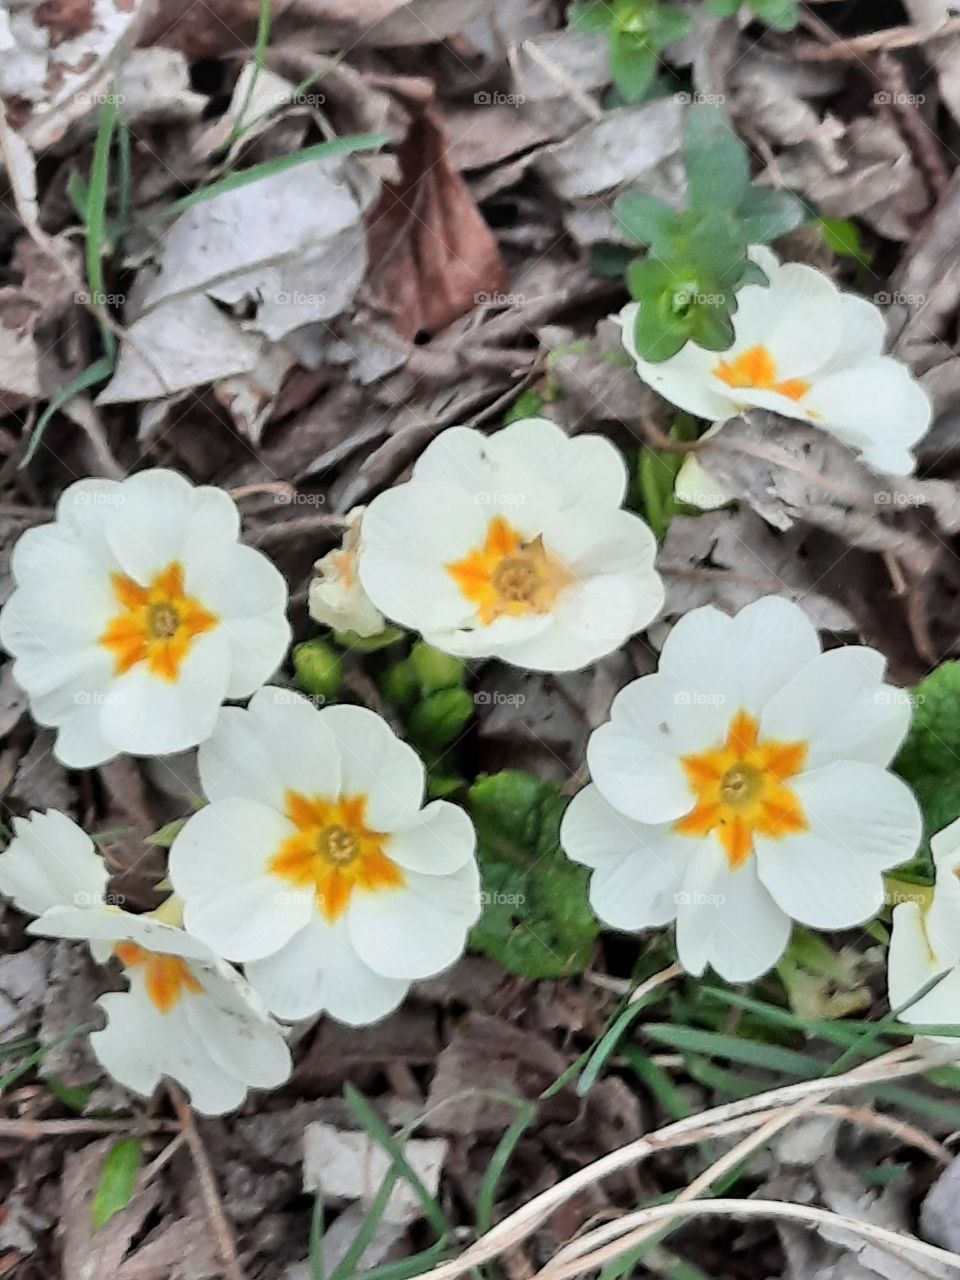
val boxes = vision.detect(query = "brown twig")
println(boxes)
[793,15,960,59]
[168,1085,247,1280]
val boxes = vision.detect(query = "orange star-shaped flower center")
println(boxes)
[268,791,404,922]
[676,709,808,868]
[99,561,219,682]
[713,344,811,403]
[114,942,204,1013]
[446,515,574,626]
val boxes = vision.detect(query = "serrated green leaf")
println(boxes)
[652,5,691,44]
[737,186,807,244]
[684,105,750,214]
[468,771,599,979]
[894,663,960,856]
[92,1139,141,1231]
[615,190,683,249]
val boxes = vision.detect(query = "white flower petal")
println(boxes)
[760,646,911,769]
[485,418,628,510]
[888,902,946,1015]
[29,903,215,961]
[170,798,311,961]
[803,358,932,467]
[426,613,551,660]
[725,259,843,378]
[347,860,480,980]
[0,811,107,917]
[674,449,732,511]
[587,721,693,824]
[99,629,232,757]
[103,470,238,583]
[675,840,792,981]
[198,688,341,809]
[246,916,409,1024]
[386,800,475,875]
[321,704,425,830]
[619,302,733,421]
[755,762,922,928]
[659,597,821,715]
[561,785,691,930]
[185,966,291,1090]
[359,481,487,632]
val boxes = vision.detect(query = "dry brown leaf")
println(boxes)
[365,108,508,340]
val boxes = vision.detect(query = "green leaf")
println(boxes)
[684,105,750,215]
[894,662,960,852]
[615,190,683,249]
[47,1076,95,1113]
[92,1139,141,1231]
[737,186,808,244]
[705,0,739,15]
[652,6,692,44]
[408,688,474,753]
[752,0,799,31]
[504,388,546,424]
[820,217,874,266]
[146,818,189,848]
[331,625,405,653]
[609,29,658,102]
[569,1,613,32]
[626,260,693,361]
[468,772,599,979]
[688,297,736,350]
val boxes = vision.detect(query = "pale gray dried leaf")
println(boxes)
[547,320,657,424]
[5,0,151,150]
[921,1155,960,1253]
[140,158,365,341]
[303,1123,447,1225]
[215,346,297,443]
[512,29,610,135]
[773,117,925,242]
[695,412,960,553]
[39,940,106,1088]
[659,508,857,633]
[117,1214,220,1280]
[10,730,72,811]
[0,943,50,1038]
[99,295,264,403]
[61,1137,162,1280]
[442,103,551,172]
[536,99,686,246]
[727,50,845,155]
[110,48,207,127]
[0,301,41,403]
[285,1206,405,1280]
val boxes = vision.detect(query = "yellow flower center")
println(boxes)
[114,942,204,1013]
[269,791,404,921]
[446,515,574,626]
[675,709,809,868]
[713,344,811,403]
[99,561,219,681]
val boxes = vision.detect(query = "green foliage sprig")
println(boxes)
[617,106,807,361]
[706,0,799,32]
[570,0,691,101]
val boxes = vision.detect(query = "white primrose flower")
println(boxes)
[888,817,960,1046]
[168,688,480,1026]
[619,246,933,510]
[309,506,386,639]
[561,596,923,983]
[356,418,664,673]
[0,812,291,1116]
[0,469,291,767]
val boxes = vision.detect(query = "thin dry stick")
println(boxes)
[168,1086,248,1280]
[0,1117,175,1139]
[533,1198,960,1280]
[415,1046,933,1280]
[816,1101,952,1165]
[629,962,683,1006]
[793,15,960,59]
[548,1101,814,1272]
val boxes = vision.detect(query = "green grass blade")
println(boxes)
[21,355,115,468]
[150,134,390,223]
[643,1023,825,1077]
[86,93,118,357]
[475,1101,537,1235]
[228,0,273,148]
[343,1085,452,1241]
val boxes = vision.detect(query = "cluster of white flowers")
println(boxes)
[0,262,947,1116]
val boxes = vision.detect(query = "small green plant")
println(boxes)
[706,0,799,30]
[570,0,691,101]
[617,105,806,361]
